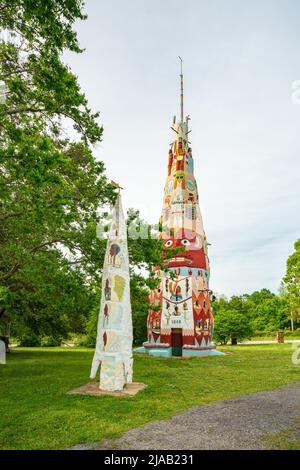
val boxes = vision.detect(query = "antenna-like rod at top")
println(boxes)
[178,56,183,122]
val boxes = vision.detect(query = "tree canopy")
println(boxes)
[213,288,291,341]
[0,0,115,340]
[214,309,253,345]
[283,239,300,330]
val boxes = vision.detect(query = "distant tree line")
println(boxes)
[213,242,300,344]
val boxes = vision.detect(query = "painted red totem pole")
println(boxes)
[142,60,223,357]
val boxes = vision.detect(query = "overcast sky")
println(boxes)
[64,0,300,296]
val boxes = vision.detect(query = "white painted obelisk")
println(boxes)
[90,192,133,391]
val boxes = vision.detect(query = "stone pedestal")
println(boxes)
[67,381,147,397]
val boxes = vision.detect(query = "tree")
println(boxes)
[250,297,288,332]
[283,239,300,331]
[9,252,97,345]
[214,309,253,345]
[0,1,116,341]
[213,294,253,319]
[247,288,275,305]
[212,289,290,335]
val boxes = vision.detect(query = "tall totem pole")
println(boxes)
[143,60,223,357]
[91,191,133,390]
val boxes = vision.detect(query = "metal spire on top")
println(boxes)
[179,56,183,122]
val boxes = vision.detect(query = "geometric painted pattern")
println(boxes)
[144,70,217,356]
[90,193,133,390]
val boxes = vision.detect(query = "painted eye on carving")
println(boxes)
[165,240,173,247]
[181,239,191,246]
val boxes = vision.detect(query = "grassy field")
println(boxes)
[0,344,299,450]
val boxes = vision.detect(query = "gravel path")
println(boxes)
[71,382,300,450]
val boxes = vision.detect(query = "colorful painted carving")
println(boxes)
[90,192,133,390]
[142,64,223,357]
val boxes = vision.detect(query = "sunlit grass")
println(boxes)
[0,344,299,449]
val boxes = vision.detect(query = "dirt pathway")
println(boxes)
[72,382,300,450]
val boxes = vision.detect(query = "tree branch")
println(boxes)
[5,107,46,116]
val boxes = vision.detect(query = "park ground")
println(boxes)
[0,344,299,450]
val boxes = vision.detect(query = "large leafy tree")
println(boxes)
[250,296,288,332]
[283,239,300,330]
[0,1,115,341]
[214,309,253,345]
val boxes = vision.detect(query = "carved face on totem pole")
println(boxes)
[162,228,207,269]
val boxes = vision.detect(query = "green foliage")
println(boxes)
[213,294,253,319]
[0,0,118,342]
[213,289,290,336]
[250,297,288,332]
[250,329,300,340]
[127,209,166,276]
[79,301,100,348]
[9,253,98,344]
[284,328,300,337]
[17,330,41,347]
[283,239,300,329]
[130,274,149,346]
[0,1,86,53]
[126,210,168,345]
[247,288,275,304]
[214,309,253,344]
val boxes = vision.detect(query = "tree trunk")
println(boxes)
[231,337,238,345]
[0,308,6,320]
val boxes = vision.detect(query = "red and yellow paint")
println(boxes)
[142,69,223,357]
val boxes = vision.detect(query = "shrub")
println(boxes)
[214,309,253,345]
[18,331,41,347]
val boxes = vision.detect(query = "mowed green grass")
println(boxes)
[0,345,299,449]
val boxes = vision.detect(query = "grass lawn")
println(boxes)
[0,344,299,450]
